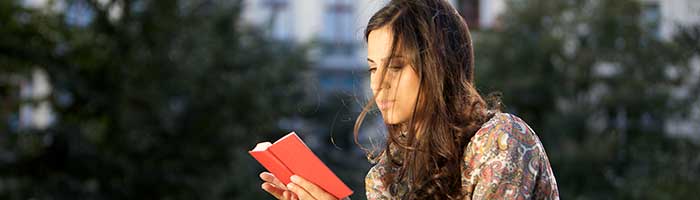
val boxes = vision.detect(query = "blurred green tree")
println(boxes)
[1,0,310,199]
[471,0,700,199]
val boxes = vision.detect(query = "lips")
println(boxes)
[377,100,395,110]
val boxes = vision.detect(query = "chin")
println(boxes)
[384,120,400,125]
[381,114,404,125]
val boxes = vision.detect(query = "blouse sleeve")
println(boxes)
[461,113,560,200]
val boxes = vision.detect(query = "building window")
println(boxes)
[641,2,661,38]
[263,0,293,40]
[322,0,355,56]
[460,0,480,29]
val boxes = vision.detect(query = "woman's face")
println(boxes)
[367,26,420,125]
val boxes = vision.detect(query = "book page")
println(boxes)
[251,142,272,152]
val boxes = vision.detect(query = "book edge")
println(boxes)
[268,132,354,198]
[248,147,295,185]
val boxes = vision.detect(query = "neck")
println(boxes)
[400,120,425,139]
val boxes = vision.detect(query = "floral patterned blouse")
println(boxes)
[365,113,560,199]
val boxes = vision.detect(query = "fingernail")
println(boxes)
[286,183,293,189]
[290,175,299,182]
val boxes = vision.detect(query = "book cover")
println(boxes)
[249,132,353,199]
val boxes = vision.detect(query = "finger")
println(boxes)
[291,191,300,200]
[290,175,336,200]
[260,172,288,190]
[287,182,315,200]
[284,190,291,200]
[262,182,285,199]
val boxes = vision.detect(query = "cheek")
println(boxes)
[399,94,417,118]
[397,77,420,117]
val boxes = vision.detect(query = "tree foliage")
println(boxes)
[473,0,700,198]
[1,0,310,199]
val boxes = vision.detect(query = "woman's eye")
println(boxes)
[389,66,403,72]
[368,68,377,74]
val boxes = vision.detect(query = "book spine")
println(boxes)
[249,150,294,185]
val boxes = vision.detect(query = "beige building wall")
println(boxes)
[638,0,700,39]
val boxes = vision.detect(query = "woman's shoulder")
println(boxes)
[477,112,531,133]
[462,112,547,168]
[462,112,560,199]
[470,112,542,150]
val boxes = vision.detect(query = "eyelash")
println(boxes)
[368,65,402,74]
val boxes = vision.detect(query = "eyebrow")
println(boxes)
[367,56,404,64]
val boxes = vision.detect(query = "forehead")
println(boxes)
[367,26,394,62]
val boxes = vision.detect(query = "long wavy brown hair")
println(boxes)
[353,0,498,199]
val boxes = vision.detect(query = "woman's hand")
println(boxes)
[259,172,340,200]
[260,172,298,200]
[286,175,338,200]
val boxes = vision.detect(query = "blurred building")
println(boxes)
[240,0,457,149]
[640,0,700,40]
[241,0,457,95]
[460,0,700,35]
[458,0,505,30]
[242,0,366,97]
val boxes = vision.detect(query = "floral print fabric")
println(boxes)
[365,113,560,200]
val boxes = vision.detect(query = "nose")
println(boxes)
[370,73,391,95]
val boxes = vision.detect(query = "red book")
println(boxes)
[249,132,353,199]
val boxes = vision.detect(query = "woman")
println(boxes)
[260,0,559,199]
